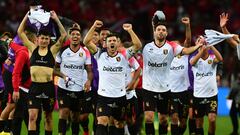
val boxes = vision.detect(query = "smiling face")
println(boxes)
[154,25,168,42]
[70,30,81,46]
[37,34,50,48]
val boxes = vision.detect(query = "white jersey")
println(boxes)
[56,46,91,92]
[142,41,184,92]
[169,55,190,93]
[95,49,132,98]
[191,54,218,98]
[126,57,140,99]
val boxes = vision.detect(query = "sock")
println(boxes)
[28,130,37,135]
[189,119,196,134]
[159,124,168,135]
[0,120,5,132]
[145,123,154,135]
[4,119,12,132]
[208,132,215,135]
[196,128,204,135]
[179,125,187,134]
[96,124,107,135]
[171,124,179,135]
[58,119,67,135]
[45,130,52,135]
[71,122,80,135]
[80,119,89,132]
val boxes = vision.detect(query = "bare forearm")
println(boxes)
[211,47,223,62]
[190,51,202,65]
[182,45,199,55]
[128,30,142,51]
[17,13,28,36]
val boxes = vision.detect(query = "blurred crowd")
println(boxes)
[0,0,240,86]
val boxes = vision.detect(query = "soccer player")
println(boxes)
[169,17,191,135]
[17,10,67,135]
[220,12,240,135]
[190,36,223,135]
[83,20,142,135]
[54,23,93,135]
[142,13,202,135]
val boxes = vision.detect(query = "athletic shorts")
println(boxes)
[0,88,3,101]
[58,87,88,113]
[142,89,170,114]
[193,95,218,118]
[96,95,127,121]
[14,90,28,119]
[28,81,55,112]
[2,70,14,103]
[170,91,190,118]
[135,88,143,115]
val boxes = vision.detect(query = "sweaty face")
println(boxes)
[70,30,81,46]
[154,25,167,42]
[38,35,50,48]
[106,36,118,53]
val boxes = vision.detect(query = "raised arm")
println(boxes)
[17,12,36,53]
[123,23,142,52]
[50,11,67,56]
[209,46,223,63]
[181,17,191,47]
[83,20,103,54]
[220,13,239,48]
[189,38,205,65]
[182,43,202,55]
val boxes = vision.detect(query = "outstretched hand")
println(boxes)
[219,13,228,28]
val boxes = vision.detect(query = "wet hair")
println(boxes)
[69,23,81,34]
[38,28,51,37]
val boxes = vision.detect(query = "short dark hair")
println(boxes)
[105,33,119,41]
[38,28,51,37]
[25,26,37,34]
[1,32,12,38]
[28,0,41,6]
[69,23,81,34]
[153,21,167,31]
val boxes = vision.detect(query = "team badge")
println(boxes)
[59,100,64,105]
[163,49,168,55]
[29,100,32,105]
[116,57,121,62]
[177,54,181,59]
[208,60,212,64]
[79,52,83,57]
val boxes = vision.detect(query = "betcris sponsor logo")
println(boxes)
[196,72,213,77]
[64,64,83,69]
[103,66,123,72]
[148,61,167,67]
[170,65,184,70]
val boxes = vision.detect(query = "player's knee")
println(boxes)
[171,113,179,124]
[144,111,154,123]
[114,119,124,128]
[97,116,109,126]
[29,112,38,123]
[79,113,89,121]
[208,114,216,123]
[45,112,53,124]
[159,115,168,125]
[59,108,70,119]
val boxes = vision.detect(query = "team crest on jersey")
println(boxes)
[116,57,121,62]
[208,60,213,64]
[163,49,168,55]
[145,102,150,107]
[79,52,83,57]
[177,54,181,59]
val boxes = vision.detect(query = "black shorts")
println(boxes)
[96,95,127,121]
[170,91,190,118]
[188,90,194,108]
[89,90,98,114]
[58,87,90,113]
[28,82,55,112]
[142,89,170,114]
[0,88,4,101]
[126,96,138,121]
[193,95,218,118]
[82,90,94,113]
